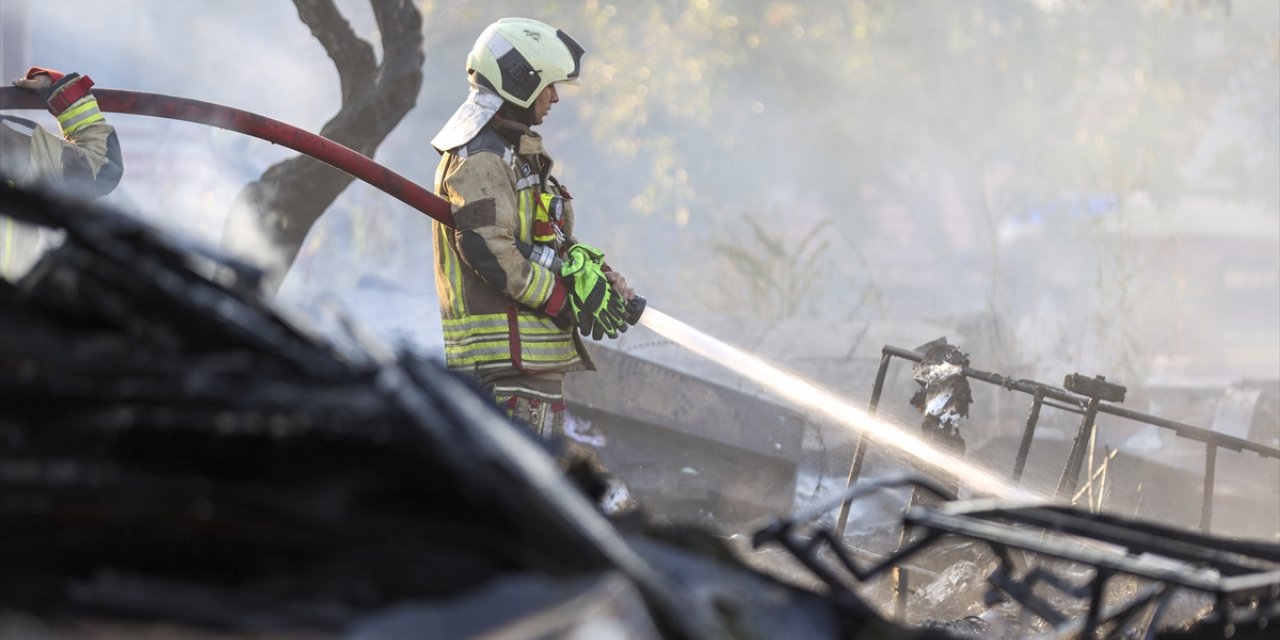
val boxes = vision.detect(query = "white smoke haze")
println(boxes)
[7,0,1275,372]
[3,0,1277,536]
[2,0,427,343]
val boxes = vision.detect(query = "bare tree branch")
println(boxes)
[293,0,376,104]
[221,0,424,294]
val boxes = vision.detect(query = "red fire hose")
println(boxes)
[0,86,454,228]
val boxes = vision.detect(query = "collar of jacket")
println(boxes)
[488,115,546,158]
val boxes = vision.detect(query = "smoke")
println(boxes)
[3,0,341,251]
[3,0,1276,536]
[1,0,434,343]
[6,0,1275,380]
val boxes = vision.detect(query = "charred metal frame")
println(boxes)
[756,476,1280,637]
[835,344,1280,539]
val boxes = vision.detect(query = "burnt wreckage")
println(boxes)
[808,342,1280,637]
[3,181,1278,639]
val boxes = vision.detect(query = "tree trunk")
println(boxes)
[221,0,424,295]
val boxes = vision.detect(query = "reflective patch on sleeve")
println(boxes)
[57,98,105,135]
[516,262,555,308]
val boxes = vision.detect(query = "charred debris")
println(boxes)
[814,340,1280,637]
[3,182,1279,639]
[0,183,946,638]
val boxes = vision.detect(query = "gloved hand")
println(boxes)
[12,67,60,92]
[561,243,627,340]
[14,67,93,115]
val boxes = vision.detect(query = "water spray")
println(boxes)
[635,306,1036,501]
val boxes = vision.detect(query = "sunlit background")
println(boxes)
[2,0,1277,534]
[3,0,1275,379]
[7,0,1277,380]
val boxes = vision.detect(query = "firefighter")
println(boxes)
[1,66,124,279]
[430,19,635,506]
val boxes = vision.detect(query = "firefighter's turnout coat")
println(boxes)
[1,73,124,279]
[431,116,593,384]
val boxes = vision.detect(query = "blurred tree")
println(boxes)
[711,214,831,322]
[221,0,423,294]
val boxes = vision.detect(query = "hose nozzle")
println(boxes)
[624,295,646,326]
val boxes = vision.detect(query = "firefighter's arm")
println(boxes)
[14,67,123,198]
[444,153,570,319]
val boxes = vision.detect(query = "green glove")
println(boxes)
[561,243,626,340]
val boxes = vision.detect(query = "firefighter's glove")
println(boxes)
[561,244,626,340]
[13,67,64,98]
[14,67,94,115]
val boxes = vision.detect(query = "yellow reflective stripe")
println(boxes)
[516,326,566,338]
[436,224,465,315]
[446,342,577,364]
[442,308,580,370]
[521,346,579,360]
[443,314,567,338]
[56,99,98,124]
[444,333,506,347]
[442,313,508,327]
[517,326,567,337]
[444,328,508,343]
[442,331,506,343]
[58,98,104,135]
[442,313,507,333]
[448,228,465,315]
[62,111,105,135]
[517,189,533,243]
[444,346,508,367]
[515,263,554,307]
[446,340,510,356]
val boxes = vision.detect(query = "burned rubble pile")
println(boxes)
[0,182,958,639]
[750,474,1280,639]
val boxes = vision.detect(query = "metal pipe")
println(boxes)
[1083,569,1111,638]
[1011,389,1044,483]
[1200,443,1218,534]
[880,344,1279,461]
[1056,397,1101,501]
[1,86,455,228]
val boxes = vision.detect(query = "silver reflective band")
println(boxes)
[486,33,514,60]
[530,245,562,272]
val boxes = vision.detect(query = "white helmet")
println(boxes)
[466,18,585,108]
